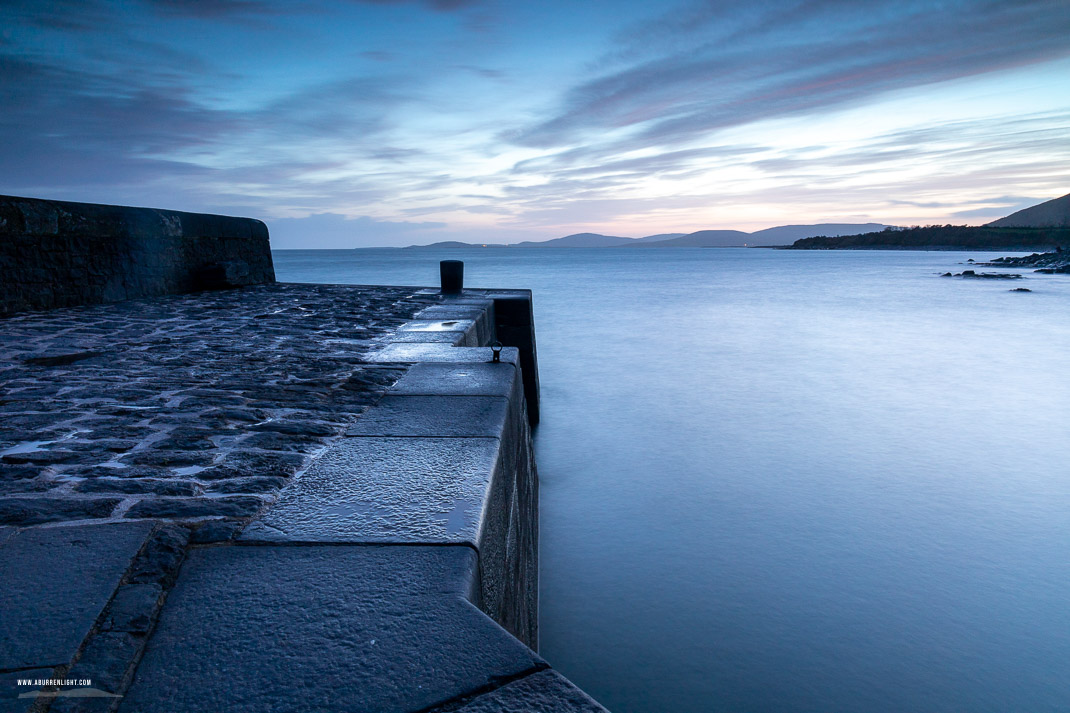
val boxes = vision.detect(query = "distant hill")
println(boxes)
[514,232,634,247]
[789,226,1070,250]
[406,223,897,249]
[625,229,750,247]
[748,223,890,245]
[632,233,687,243]
[404,240,507,249]
[987,192,1070,228]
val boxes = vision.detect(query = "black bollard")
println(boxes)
[440,260,463,294]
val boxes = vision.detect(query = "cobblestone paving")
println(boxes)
[0,283,437,530]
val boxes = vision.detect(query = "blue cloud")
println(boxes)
[510,0,1070,150]
[268,213,447,248]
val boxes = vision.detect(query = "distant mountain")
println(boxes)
[632,233,687,243]
[406,223,899,249]
[987,192,1070,228]
[404,240,507,248]
[512,232,635,247]
[624,229,750,247]
[748,223,892,245]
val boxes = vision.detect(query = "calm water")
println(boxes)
[274,248,1070,713]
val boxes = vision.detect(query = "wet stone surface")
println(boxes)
[0,283,439,525]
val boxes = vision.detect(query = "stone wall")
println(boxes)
[0,195,274,316]
[243,289,543,648]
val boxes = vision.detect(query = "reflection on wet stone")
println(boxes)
[0,283,436,522]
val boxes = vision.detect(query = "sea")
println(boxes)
[274,247,1070,713]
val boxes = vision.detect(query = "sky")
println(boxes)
[2,0,1069,248]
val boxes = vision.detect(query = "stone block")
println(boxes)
[345,395,510,438]
[414,305,494,344]
[0,497,121,526]
[0,479,56,494]
[118,545,542,713]
[213,450,306,477]
[496,324,540,425]
[415,305,487,320]
[365,344,519,365]
[123,496,264,520]
[491,297,532,329]
[387,331,466,344]
[396,319,477,333]
[205,476,288,494]
[123,523,189,588]
[0,522,154,670]
[453,670,609,712]
[191,260,253,290]
[74,478,202,497]
[241,432,322,452]
[101,583,163,633]
[63,631,143,694]
[188,518,244,543]
[1,450,81,465]
[250,419,337,437]
[391,362,520,398]
[122,450,214,467]
[241,437,502,544]
[388,318,480,345]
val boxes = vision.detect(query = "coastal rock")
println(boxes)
[983,248,1070,270]
[955,270,1022,279]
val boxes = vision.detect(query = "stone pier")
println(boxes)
[0,197,606,713]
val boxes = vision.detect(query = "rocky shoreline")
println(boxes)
[980,248,1070,273]
[937,248,1069,289]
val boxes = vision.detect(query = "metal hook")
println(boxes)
[490,341,503,363]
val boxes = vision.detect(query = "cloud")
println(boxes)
[267,212,542,247]
[144,0,281,18]
[510,0,1070,151]
[354,0,483,9]
[951,196,1045,219]
[514,145,765,180]
[268,213,447,248]
[0,42,416,205]
[2,0,114,30]
[0,53,242,194]
[255,76,411,140]
[142,0,483,17]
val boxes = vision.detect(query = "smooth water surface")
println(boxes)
[274,248,1070,713]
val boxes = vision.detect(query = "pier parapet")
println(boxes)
[0,195,274,316]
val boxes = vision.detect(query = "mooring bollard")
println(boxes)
[440,260,463,294]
